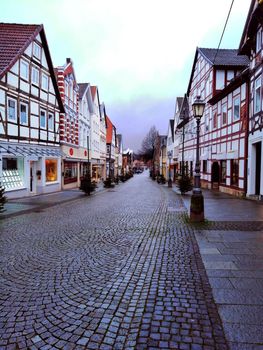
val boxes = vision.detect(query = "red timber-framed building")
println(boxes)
[239,0,263,198]
[182,47,249,196]
[0,23,65,198]
[55,58,89,189]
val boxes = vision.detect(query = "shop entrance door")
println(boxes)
[30,161,36,194]
[255,142,262,195]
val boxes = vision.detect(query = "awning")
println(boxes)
[0,142,66,158]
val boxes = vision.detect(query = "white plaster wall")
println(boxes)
[7,72,19,88]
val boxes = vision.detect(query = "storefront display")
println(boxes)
[80,162,89,179]
[64,161,78,184]
[45,159,58,182]
[2,157,24,189]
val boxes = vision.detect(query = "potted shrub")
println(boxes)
[178,175,192,194]
[80,173,97,196]
[0,183,7,212]
[103,177,115,188]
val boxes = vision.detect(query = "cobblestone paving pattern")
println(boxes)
[0,174,228,349]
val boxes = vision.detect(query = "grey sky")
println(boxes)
[2,0,250,151]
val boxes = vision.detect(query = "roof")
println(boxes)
[187,47,249,95]
[175,97,184,115]
[239,0,263,55]
[199,48,249,66]
[78,83,89,99]
[106,115,113,144]
[0,22,64,113]
[0,23,41,78]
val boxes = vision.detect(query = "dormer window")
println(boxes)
[256,28,262,53]
[33,42,41,60]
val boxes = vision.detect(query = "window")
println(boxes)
[33,42,41,59]
[2,157,24,189]
[222,104,227,125]
[20,102,28,125]
[46,159,58,182]
[216,70,225,90]
[203,160,207,174]
[40,110,46,129]
[7,98,17,121]
[254,77,261,113]
[231,159,239,186]
[213,112,217,129]
[256,29,262,53]
[233,97,240,120]
[42,73,48,90]
[64,161,78,184]
[20,60,29,80]
[32,67,39,85]
[220,160,226,184]
[48,113,54,131]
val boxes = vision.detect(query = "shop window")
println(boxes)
[2,157,24,189]
[220,160,226,184]
[231,159,239,186]
[7,98,17,122]
[64,161,78,184]
[80,163,89,178]
[46,159,58,182]
[213,112,217,129]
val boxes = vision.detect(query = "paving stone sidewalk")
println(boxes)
[1,174,228,349]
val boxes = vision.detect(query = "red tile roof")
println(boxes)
[106,115,113,144]
[0,23,42,78]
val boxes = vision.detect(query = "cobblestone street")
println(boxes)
[1,173,229,349]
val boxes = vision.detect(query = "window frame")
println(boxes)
[48,112,54,131]
[40,109,47,129]
[233,97,240,121]
[7,97,17,122]
[19,102,28,125]
[256,28,262,53]
[41,73,49,91]
[33,42,41,60]
[20,59,29,80]
[220,160,227,184]
[254,76,261,114]
[31,66,40,86]
[222,104,227,126]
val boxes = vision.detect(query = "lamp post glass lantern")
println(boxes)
[168,151,172,187]
[190,96,205,222]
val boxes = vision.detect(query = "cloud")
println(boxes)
[1,0,251,148]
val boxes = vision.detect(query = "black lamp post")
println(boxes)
[168,151,172,187]
[190,96,205,222]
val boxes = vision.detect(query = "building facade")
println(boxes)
[0,23,64,198]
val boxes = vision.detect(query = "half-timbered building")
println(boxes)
[78,83,92,180]
[239,0,263,198]
[99,102,107,181]
[106,115,116,178]
[0,23,64,198]
[55,58,84,189]
[185,47,249,196]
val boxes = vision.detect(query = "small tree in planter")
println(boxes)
[157,174,166,184]
[104,177,115,188]
[0,183,7,212]
[178,174,192,194]
[80,173,97,196]
[114,175,120,185]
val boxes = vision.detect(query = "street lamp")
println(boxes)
[190,96,205,222]
[168,151,172,188]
